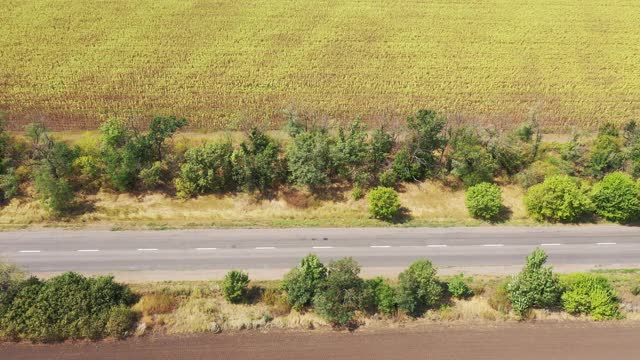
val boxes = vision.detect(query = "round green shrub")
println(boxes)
[465,182,503,221]
[222,270,250,304]
[368,186,401,221]
[524,175,593,223]
[105,305,138,340]
[396,260,442,317]
[590,172,640,223]
[561,273,621,320]
[312,258,364,328]
[447,274,474,299]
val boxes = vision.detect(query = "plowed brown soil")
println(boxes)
[2,323,639,360]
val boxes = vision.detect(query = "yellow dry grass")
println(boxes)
[0,181,530,229]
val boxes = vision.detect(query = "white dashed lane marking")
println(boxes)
[483,244,504,247]
[541,243,561,246]
[195,248,217,251]
[256,247,276,250]
[137,248,158,251]
[596,242,616,245]
[77,249,100,252]
[312,246,334,249]
[427,245,448,248]
[19,250,41,253]
[370,245,391,248]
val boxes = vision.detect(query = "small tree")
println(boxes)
[586,134,624,179]
[396,260,442,317]
[507,249,562,319]
[590,172,640,223]
[286,126,333,191]
[222,270,250,304]
[524,175,593,223]
[362,277,397,316]
[368,186,401,221]
[312,258,364,327]
[175,142,234,198]
[282,254,327,311]
[447,127,497,187]
[232,128,282,195]
[465,182,503,221]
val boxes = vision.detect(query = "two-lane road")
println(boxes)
[1,226,639,279]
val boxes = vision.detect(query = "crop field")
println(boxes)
[1,0,640,130]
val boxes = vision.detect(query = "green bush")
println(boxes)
[282,254,327,311]
[331,119,370,183]
[524,175,593,223]
[448,127,497,187]
[0,168,20,202]
[313,258,364,327]
[362,277,397,316]
[378,168,399,188]
[396,260,443,317]
[286,126,333,191]
[232,128,282,195]
[631,286,640,296]
[590,172,640,223]
[0,272,134,342]
[561,274,621,320]
[105,305,138,340]
[222,270,250,304]
[368,186,401,221]
[176,142,235,198]
[507,249,562,319]
[465,182,503,221]
[447,274,474,299]
[586,134,624,179]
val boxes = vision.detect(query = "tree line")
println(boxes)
[1,110,640,222]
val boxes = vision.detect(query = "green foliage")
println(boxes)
[586,134,624,179]
[105,305,138,339]
[378,168,399,188]
[524,175,593,222]
[561,273,621,320]
[590,172,640,223]
[331,119,370,183]
[465,182,503,221]
[404,109,447,179]
[631,286,640,296]
[396,260,443,317]
[139,161,165,189]
[313,258,364,327]
[100,117,185,191]
[0,272,134,342]
[286,126,333,191]
[367,126,395,184]
[176,142,234,198]
[448,127,497,187]
[26,123,78,215]
[282,254,327,311]
[447,274,474,299]
[392,148,424,182]
[222,270,250,304]
[516,159,565,189]
[0,167,20,201]
[487,121,541,176]
[232,128,282,195]
[362,277,397,316]
[368,186,401,221]
[507,249,562,319]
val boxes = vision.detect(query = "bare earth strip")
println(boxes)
[2,323,640,360]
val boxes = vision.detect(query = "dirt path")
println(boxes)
[3,323,640,360]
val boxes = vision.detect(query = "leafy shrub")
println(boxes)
[0,168,20,202]
[586,134,624,179]
[516,159,564,189]
[313,258,364,327]
[0,272,134,342]
[507,249,562,319]
[448,127,497,187]
[368,186,401,221]
[488,282,512,314]
[105,305,138,340]
[465,182,503,221]
[286,126,333,191]
[282,254,327,311]
[447,274,474,299]
[561,274,621,320]
[232,128,282,195]
[378,168,398,188]
[222,270,250,304]
[524,175,593,222]
[396,260,443,317]
[403,109,447,179]
[331,119,370,183]
[362,277,397,316]
[631,286,640,296]
[176,142,234,198]
[590,172,640,223]
[392,147,424,182]
[139,161,165,189]
[33,171,75,216]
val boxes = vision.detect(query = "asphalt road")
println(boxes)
[0,226,639,279]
